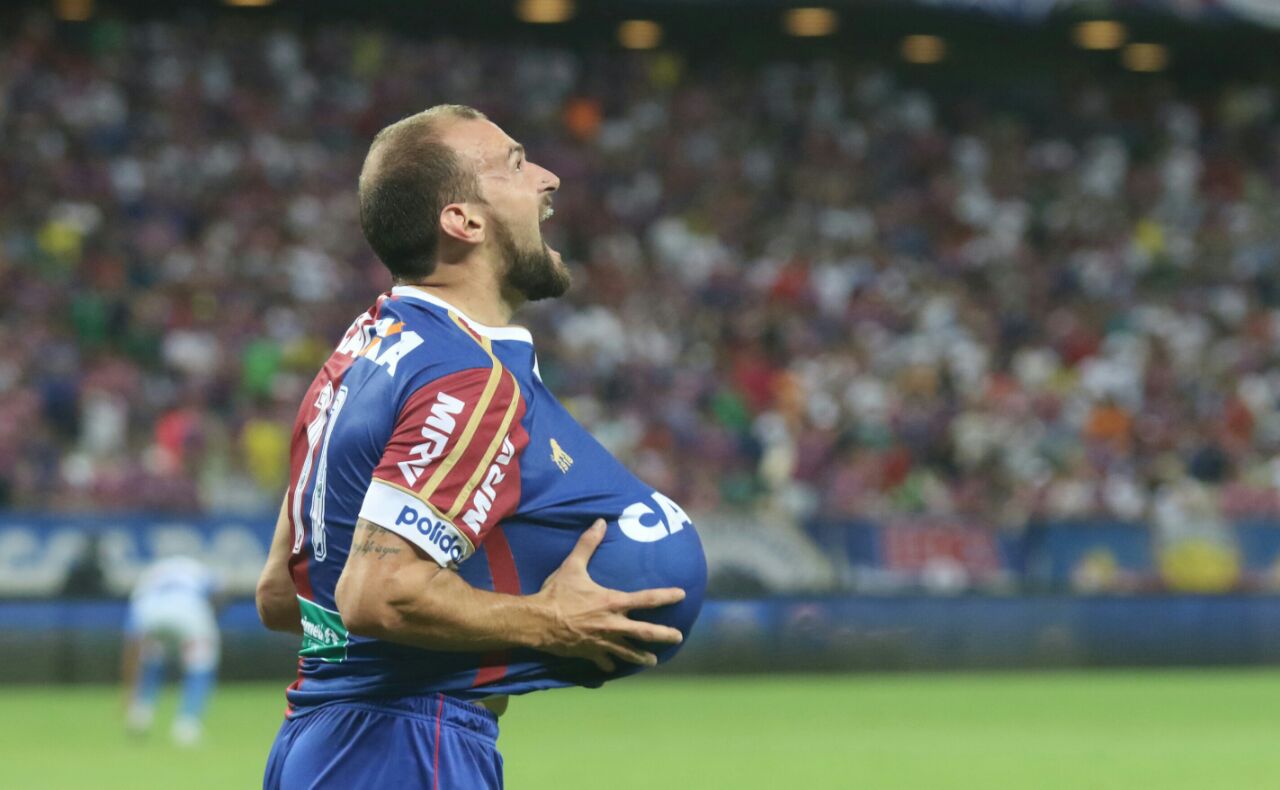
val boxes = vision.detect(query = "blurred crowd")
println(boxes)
[3,13,1280,532]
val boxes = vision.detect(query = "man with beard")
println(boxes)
[256,105,706,789]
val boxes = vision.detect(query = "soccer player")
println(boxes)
[257,105,707,789]
[122,555,222,746]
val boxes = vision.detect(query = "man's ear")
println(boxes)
[440,203,486,245]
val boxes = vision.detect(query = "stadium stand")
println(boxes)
[4,12,1279,524]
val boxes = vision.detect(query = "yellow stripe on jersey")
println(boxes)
[417,313,503,500]
[445,368,521,520]
[366,478,476,554]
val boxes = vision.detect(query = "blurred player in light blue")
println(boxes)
[122,556,222,746]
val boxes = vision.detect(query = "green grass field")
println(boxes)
[3,671,1278,789]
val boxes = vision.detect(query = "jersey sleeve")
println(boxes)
[358,364,529,567]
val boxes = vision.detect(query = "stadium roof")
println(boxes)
[915,0,1280,27]
[18,0,1280,82]
[38,0,1280,28]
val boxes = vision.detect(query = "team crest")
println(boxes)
[550,438,573,473]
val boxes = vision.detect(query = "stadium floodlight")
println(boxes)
[618,20,663,50]
[53,0,92,21]
[783,7,839,37]
[516,0,575,24]
[901,34,946,64]
[1072,20,1127,50]
[1122,43,1170,72]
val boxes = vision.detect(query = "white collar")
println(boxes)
[391,286,534,345]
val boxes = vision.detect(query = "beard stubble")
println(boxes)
[491,214,571,302]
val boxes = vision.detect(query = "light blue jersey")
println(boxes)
[125,556,221,745]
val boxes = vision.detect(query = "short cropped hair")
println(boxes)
[358,104,486,280]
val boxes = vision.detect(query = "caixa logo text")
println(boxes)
[396,506,467,563]
[618,492,694,543]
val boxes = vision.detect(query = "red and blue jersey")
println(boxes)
[282,286,706,710]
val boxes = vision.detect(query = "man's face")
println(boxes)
[441,118,569,301]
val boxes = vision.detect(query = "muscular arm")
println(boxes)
[336,518,685,671]
[255,496,302,634]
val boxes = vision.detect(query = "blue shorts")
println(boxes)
[263,694,502,789]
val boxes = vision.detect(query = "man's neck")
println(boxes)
[396,276,522,327]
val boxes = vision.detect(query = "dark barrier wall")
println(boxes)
[681,597,1280,671]
[5,597,1280,683]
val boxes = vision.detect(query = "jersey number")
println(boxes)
[291,382,349,562]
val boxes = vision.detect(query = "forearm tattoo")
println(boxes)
[351,522,404,560]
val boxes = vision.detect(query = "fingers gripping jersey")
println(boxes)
[284,287,706,711]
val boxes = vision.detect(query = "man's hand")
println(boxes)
[335,516,685,669]
[532,519,686,673]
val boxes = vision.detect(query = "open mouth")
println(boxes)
[539,201,560,259]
